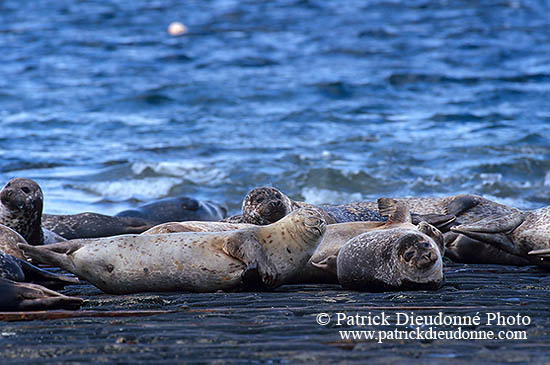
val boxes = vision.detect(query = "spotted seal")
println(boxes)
[0,277,83,311]
[20,208,326,294]
[0,251,80,289]
[0,178,64,245]
[451,205,550,269]
[336,210,444,292]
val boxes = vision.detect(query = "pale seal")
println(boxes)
[0,278,83,311]
[141,221,254,235]
[0,178,64,245]
[19,208,326,294]
[0,251,80,289]
[451,205,550,269]
[336,225,444,291]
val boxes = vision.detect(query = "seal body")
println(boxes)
[337,228,444,291]
[20,208,326,294]
[115,196,227,223]
[239,186,384,225]
[42,213,154,239]
[452,206,550,268]
[0,278,83,311]
[141,221,253,235]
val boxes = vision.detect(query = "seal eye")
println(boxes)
[256,197,264,203]
[21,187,31,194]
[404,250,415,262]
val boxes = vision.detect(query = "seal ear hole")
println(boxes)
[21,187,31,194]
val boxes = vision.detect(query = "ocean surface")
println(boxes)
[1,0,549,215]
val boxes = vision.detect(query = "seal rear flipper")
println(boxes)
[14,281,83,311]
[411,213,456,232]
[310,253,338,275]
[222,232,280,288]
[17,241,83,273]
[377,198,411,224]
[445,194,481,216]
[17,257,80,289]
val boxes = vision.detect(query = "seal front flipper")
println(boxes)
[222,232,279,289]
[310,252,338,275]
[417,222,445,255]
[18,241,84,273]
[0,278,83,311]
[411,213,456,231]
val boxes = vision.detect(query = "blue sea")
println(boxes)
[1,0,549,216]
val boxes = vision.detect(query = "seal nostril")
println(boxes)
[21,187,31,194]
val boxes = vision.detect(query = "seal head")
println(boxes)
[0,178,44,245]
[241,187,296,225]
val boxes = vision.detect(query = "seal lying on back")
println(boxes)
[115,196,227,223]
[336,207,444,292]
[20,208,326,294]
[0,251,80,289]
[0,178,65,245]
[42,196,228,240]
[0,278,83,311]
[451,206,550,269]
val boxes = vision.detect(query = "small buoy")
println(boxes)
[168,22,188,36]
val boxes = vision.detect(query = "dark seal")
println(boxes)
[0,277,83,311]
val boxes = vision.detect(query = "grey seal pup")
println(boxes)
[20,208,326,294]
[0,178,64,245]
[0,278,83,311]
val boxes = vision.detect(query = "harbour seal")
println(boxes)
[42,196,228,240]
[0,178,64,245]
[451,205,550,269]
[0,278,83,311]
[19,208,326,294]
[336,227,444,292]
[0,251,80,289]
[304,199,444,280]
[141,221,254,235]
[115,196,227,223]
[233,187,454,229]
[42,212,154,240]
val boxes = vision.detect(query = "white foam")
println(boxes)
[83,177,181,200]
[301,187,364,205]
[131,161,227,186]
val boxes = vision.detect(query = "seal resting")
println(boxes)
[141,221,253,235]
[42,196,228,240]
[303,199,445,281]
[336,226,444,292]
[451,205,550,269]
[115,196,227,223]
[0,178,65,245]
[0,278,83,311]
[0,251,80,289]
[20,208,326,294]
